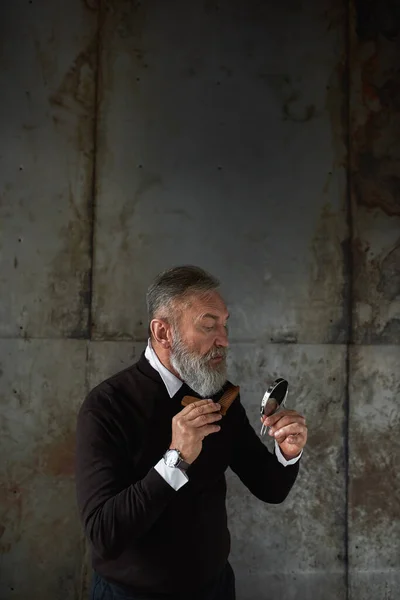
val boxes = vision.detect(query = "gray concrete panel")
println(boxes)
[93,0,347,344]
[87,340,145,389]
[0,339,87,599]
[349,345,400,600]
[0,1,96,338]
[226,343,347,599]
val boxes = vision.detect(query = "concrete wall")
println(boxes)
[0,1,399,598]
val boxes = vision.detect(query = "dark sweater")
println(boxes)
[75,353,300,595]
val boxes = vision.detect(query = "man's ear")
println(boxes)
[150,318,173,349]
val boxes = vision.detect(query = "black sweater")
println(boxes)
[75,353,300,595]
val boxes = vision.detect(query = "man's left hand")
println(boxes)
[261,409,307,460]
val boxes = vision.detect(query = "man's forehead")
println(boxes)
[201,312,230,321]
[188,292,229,319]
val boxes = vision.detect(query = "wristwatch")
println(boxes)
[163,449,190,473]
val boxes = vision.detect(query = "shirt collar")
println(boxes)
[144,339,183,398]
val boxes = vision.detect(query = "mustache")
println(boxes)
[204,347,227,361]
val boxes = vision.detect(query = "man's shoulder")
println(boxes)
[82,356,150,412]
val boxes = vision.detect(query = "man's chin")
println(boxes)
[208,357,227,371]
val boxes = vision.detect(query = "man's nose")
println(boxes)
[215,327,229,348]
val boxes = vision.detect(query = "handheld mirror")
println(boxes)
[260,378,289,437]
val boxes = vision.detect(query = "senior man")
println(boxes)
[76,265,307,600]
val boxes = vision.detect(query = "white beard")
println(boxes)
[170,331,228,398]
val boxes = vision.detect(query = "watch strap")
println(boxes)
[177,458,190,472]
[164,449,190,472]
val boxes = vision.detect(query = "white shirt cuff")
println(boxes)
[154,458,188,491]
[275,440,303,466]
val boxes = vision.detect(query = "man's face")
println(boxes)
[169,290,230,397]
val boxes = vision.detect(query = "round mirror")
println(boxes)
[260,378,289,437]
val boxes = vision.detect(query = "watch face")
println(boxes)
[165,449,179,467]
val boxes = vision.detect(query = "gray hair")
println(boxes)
[146,265,220,325]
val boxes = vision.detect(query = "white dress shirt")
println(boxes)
[146,340,302,491]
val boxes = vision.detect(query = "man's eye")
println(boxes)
[204,326,214,332]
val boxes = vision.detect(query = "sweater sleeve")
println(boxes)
[75,393,177,560]
[229,400,300,503]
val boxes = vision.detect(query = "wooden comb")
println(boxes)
[181,384,240,416]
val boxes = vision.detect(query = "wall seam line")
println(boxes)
[344,1,354,598]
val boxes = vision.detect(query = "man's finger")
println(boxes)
[264,414,306,432]
[179,399,215,418]
[198,423,221,439]
[190,412,223,428]
[185,401,221,421]
[264,409,304,427]
[272,423,307,443]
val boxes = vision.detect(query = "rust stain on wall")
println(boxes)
[49,34,98,164]
[351,2,400,217]
[50,37,97,114]
[350,1,400,342]
[351,432,400,557]
[47,34,98,337]
[47,191,91,338]
[352,237,400,342]
[326,0,400,339]
[91,0,151,340]
[37,430,76,478]
[349,345,400,581]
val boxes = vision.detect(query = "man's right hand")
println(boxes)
[170,399,222,464]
